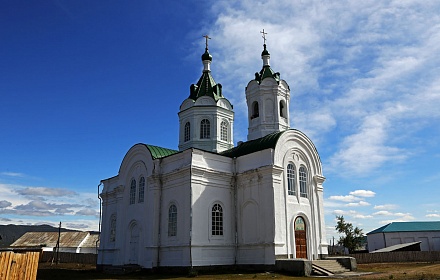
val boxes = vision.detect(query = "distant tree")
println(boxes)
[335,215,364,253]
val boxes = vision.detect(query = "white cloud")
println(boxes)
[349,190,376,198]
[426,214,440,218]
[328,195,359,202]
[346,201,370,207]
[374,204,397,210]
[373,211,393,216]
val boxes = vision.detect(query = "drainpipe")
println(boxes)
[233,158,238,265]
[97,182,103,259]
[189,151,193,269]
[157,159,163,268]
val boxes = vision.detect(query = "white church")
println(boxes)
[97,35,328,270]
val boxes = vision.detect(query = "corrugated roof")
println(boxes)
[145,144,179,159]
[80,232,100,248]
[371,241,421,253]
[367,221,440,235]
[11,231,90,248]
[220,131,285,158]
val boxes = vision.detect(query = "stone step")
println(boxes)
[312,260,350,275]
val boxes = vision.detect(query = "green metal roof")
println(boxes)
[187,48,229,103]
[145,144,179,159]
[220,131,285,158]
[367,222,440,235]
[254,45,280,84]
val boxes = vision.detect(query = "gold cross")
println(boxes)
[260,29,267,45]
[203,34,211,49]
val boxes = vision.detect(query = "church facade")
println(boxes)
[97,39,328,269]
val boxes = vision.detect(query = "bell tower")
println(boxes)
[178,36,234,153]
[246,30,290,141]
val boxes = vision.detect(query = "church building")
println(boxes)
[97,35,328,270]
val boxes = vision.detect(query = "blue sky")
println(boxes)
[1,1,439,241]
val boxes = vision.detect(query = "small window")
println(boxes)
[287,163,295,195]
[299,166,307,198]
[138,176,145,203]
[184,122,190,142]
[168,204,177,237]
[109,214,116,242]
[129,179,136,204]
[280,100,286,118]
[251,101,259,119]
[220,121,228,141]
[200,119,210,139]
[211,203,223,236]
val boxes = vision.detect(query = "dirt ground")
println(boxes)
[36,262,440,280]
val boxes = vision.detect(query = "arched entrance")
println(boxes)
[294,216,307,259]
[129,223,139,264]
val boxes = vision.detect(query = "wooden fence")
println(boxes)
[350,251,440,264]
[0,249,41,280]
[39,251,97,264]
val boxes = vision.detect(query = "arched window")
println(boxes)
[109,214,116,242]
[251,101,259,119]
[168,204,177,237]
[129,178,136,204]
[138,176,145,203]
[200,119,210,139]
[211,204,223,236]
[287,163,296,195]
[280,100,286,118]
[184,122,190,142]
[220,121,228,141]
[299,166,307,198]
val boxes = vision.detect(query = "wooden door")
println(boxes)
[294,217,307,259]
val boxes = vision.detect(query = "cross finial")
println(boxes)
[203,34,211,50]
[260,29,267,45]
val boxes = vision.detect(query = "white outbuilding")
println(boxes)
[97,40,328,270]
[367,221,440,252]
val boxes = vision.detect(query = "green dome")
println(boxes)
[261,44,270,56]
[202,49,212,61]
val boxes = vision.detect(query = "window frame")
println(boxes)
[299,166,308,198]
[129,178,136,204]
[287,163,296,196]
[138,176,145,203]
[184,122,191,142]
[168,204,177,237]
[211,203,223,236]
[200,119,211,139]
[220,120,228,142]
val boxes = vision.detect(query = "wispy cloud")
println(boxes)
[16,187,77,197]
[0,172,25,177]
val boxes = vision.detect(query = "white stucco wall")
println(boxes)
[368,231,440,252]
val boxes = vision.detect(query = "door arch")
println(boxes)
[129,222,139,264]
[294,216,307,259]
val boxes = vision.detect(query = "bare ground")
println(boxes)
[36,262,440,280]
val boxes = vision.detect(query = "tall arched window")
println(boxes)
[211,204,223,236]
[129,178,136,204]
[251,101,259,119]
[200,119,210,139]
[168,204,177,237]
[220,121,228,141]
[109,214,116,242]
[287,163,296,195]
[184,122,190,142]
[299,166,307,198]
[280,100,286,118]
[138,176,145,203]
